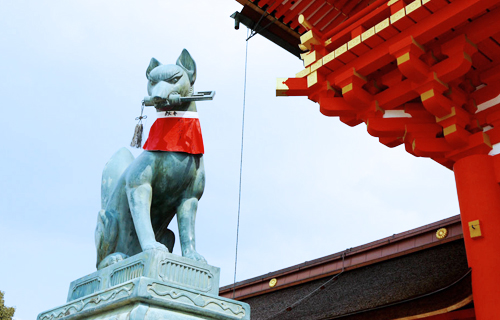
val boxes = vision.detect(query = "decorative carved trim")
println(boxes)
[158,259,213,292]
[38,283,134,320]
[148,282,246,318]
[70,277,101,300]
[110,261,144,287]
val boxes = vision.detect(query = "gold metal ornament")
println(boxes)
[468,220,482,238]
[269,278,278,288]
[436,228,448,239]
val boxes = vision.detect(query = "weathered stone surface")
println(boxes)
[67,251,220,302]
[38,252,249,320]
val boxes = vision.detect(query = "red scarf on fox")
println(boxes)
[143,110,204,154]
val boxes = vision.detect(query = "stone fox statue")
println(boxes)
[95,49,206,270]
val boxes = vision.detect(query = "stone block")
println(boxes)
[38,252,249,320]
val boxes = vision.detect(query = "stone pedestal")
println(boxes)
[37,251,250,320]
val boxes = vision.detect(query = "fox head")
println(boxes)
[146,49,196,103]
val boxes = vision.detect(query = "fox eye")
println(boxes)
[150,80,158,86]
[166,76,181,84]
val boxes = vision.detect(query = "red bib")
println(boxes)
[143,111,204,154]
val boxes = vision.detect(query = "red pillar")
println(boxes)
[454,154,500,320]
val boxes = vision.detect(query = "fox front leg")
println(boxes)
[126,166,168,252]
[177,198,206,262]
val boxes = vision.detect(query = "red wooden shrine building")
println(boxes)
[227,0,500,319]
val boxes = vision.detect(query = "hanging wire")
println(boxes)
[246,1,277,41]
[233,27,250,299]
[232,2,284,297]
[263,251,348,320]
[231,8,349,307]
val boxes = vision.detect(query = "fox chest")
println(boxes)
[149,153,203,207]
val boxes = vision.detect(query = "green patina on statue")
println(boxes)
[37,49,250,320]
[95,49,207,270]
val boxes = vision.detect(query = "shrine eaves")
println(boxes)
[232,1,500,318]
[241,0,500,170]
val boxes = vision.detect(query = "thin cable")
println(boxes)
[264,250,348,320]
[233,27,250,299]
[246,16,278,41]
[246,1,277,41]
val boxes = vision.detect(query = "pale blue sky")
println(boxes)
[0,1,460,319]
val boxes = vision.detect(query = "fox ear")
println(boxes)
[176,49,196,85]
[146,58,161,80]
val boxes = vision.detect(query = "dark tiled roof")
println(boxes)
[243,241,470,320]
[220,215,472,319]
[221,215,463,299]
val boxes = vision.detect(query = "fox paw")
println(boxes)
[143,241,169,252]
[98,252,129,270]
[183,250,207,263]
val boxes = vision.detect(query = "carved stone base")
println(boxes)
[37,252,250,320]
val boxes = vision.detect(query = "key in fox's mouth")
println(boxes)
[143,92,181,109]
[143,91,215,109]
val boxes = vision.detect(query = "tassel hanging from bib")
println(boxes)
[130,102,147,148]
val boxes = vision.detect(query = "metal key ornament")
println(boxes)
[143,91,215,107]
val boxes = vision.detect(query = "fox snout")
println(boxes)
[146,67,192,108]
[149,82,180,100]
